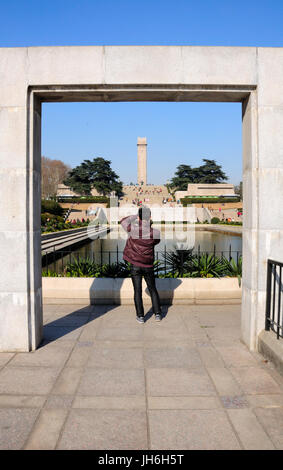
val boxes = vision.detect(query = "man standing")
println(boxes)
[120,207,162,323]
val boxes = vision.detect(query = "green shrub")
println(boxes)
[42,270,61,277]
[41,199,64,216]
[219,221,242,226]
[64,257,101,277]
[211,217,220,224]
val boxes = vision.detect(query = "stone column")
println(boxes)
[0,48,43,351]
[241,49,283,350]
[241,91,259,350]
[137,137,147,185]
[254,49,283,347]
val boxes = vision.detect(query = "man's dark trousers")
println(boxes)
[130,265,161,317]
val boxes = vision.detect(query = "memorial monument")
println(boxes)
[137,137,147,185]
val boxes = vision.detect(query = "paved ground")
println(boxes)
[1,303,283,450]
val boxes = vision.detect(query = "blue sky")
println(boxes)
[1,0,283,185]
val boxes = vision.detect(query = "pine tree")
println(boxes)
[64,157,124,197]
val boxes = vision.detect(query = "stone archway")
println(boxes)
[1,45,282,351]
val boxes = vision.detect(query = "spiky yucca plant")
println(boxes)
[160,248,194,277]
[65,257,101,277]
[101,261,131,278]
[221,256,242,286]
[190,254,228,278]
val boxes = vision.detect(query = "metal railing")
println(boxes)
[42,244,242,276]
[265,259,283,339]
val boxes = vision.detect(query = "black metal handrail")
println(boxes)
[265,259,283,339]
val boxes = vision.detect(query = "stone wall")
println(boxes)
[186,183,235,197]
[42,277,241,305]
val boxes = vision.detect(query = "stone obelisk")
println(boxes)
[137,137,147,185]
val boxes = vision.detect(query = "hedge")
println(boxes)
[57,196,110,205]
[181,197,240,205]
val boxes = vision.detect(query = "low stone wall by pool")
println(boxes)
[42,277,241,305]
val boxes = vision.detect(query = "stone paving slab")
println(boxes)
[207,367,244,396]
[57,409,148,450]
[0,408,39,450]
[0,366,61,395]
[229,367,283,395]
[72,396,146,410]
[147,368,216,396]
[77,368,145,396]
[0,395,46,408]
[43,304,96,316]
[196,345,225,368]
[1,303,283,449]
[96,326,144,341]
[24,409,68,450]
[65,342,94,367]
[148,396,221,410]
[227,408,275,450]
[143,346,203,369]
[253,407,283,449]
[9,343,71,368]
[43,325,84,342]
[148,409,241,450]
[51,367,83,395]
[214,345,258,367]
[44,315,90,327]
[86,348,144,369]
[0,353,15,367]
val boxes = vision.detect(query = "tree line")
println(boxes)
[41,156,123,199]
[170,159,228,191]
[42,155,242,200]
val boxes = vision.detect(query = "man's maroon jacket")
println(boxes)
[120,214,160,268]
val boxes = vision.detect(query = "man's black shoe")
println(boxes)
[155,313,162,322]
[136,315,145,324]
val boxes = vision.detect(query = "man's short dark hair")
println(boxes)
[138,207,151,220]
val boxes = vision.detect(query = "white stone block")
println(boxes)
[181,46,257,85]
[104,46,183,84]
[258,48,283,106]
[0,48,28,107]
[0,107,27,169]
[27,46,104,85]
[0,231,28,292]
[242,93,258,172]
[0,292,29,351]
[193,277,241,301]
[0,169,27,230]
[242,169,258,230]
[242,228,258,290]
[258,168,283,230]
[258,106,283,168]
[241,286,258,350]
[114,278,133,303]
